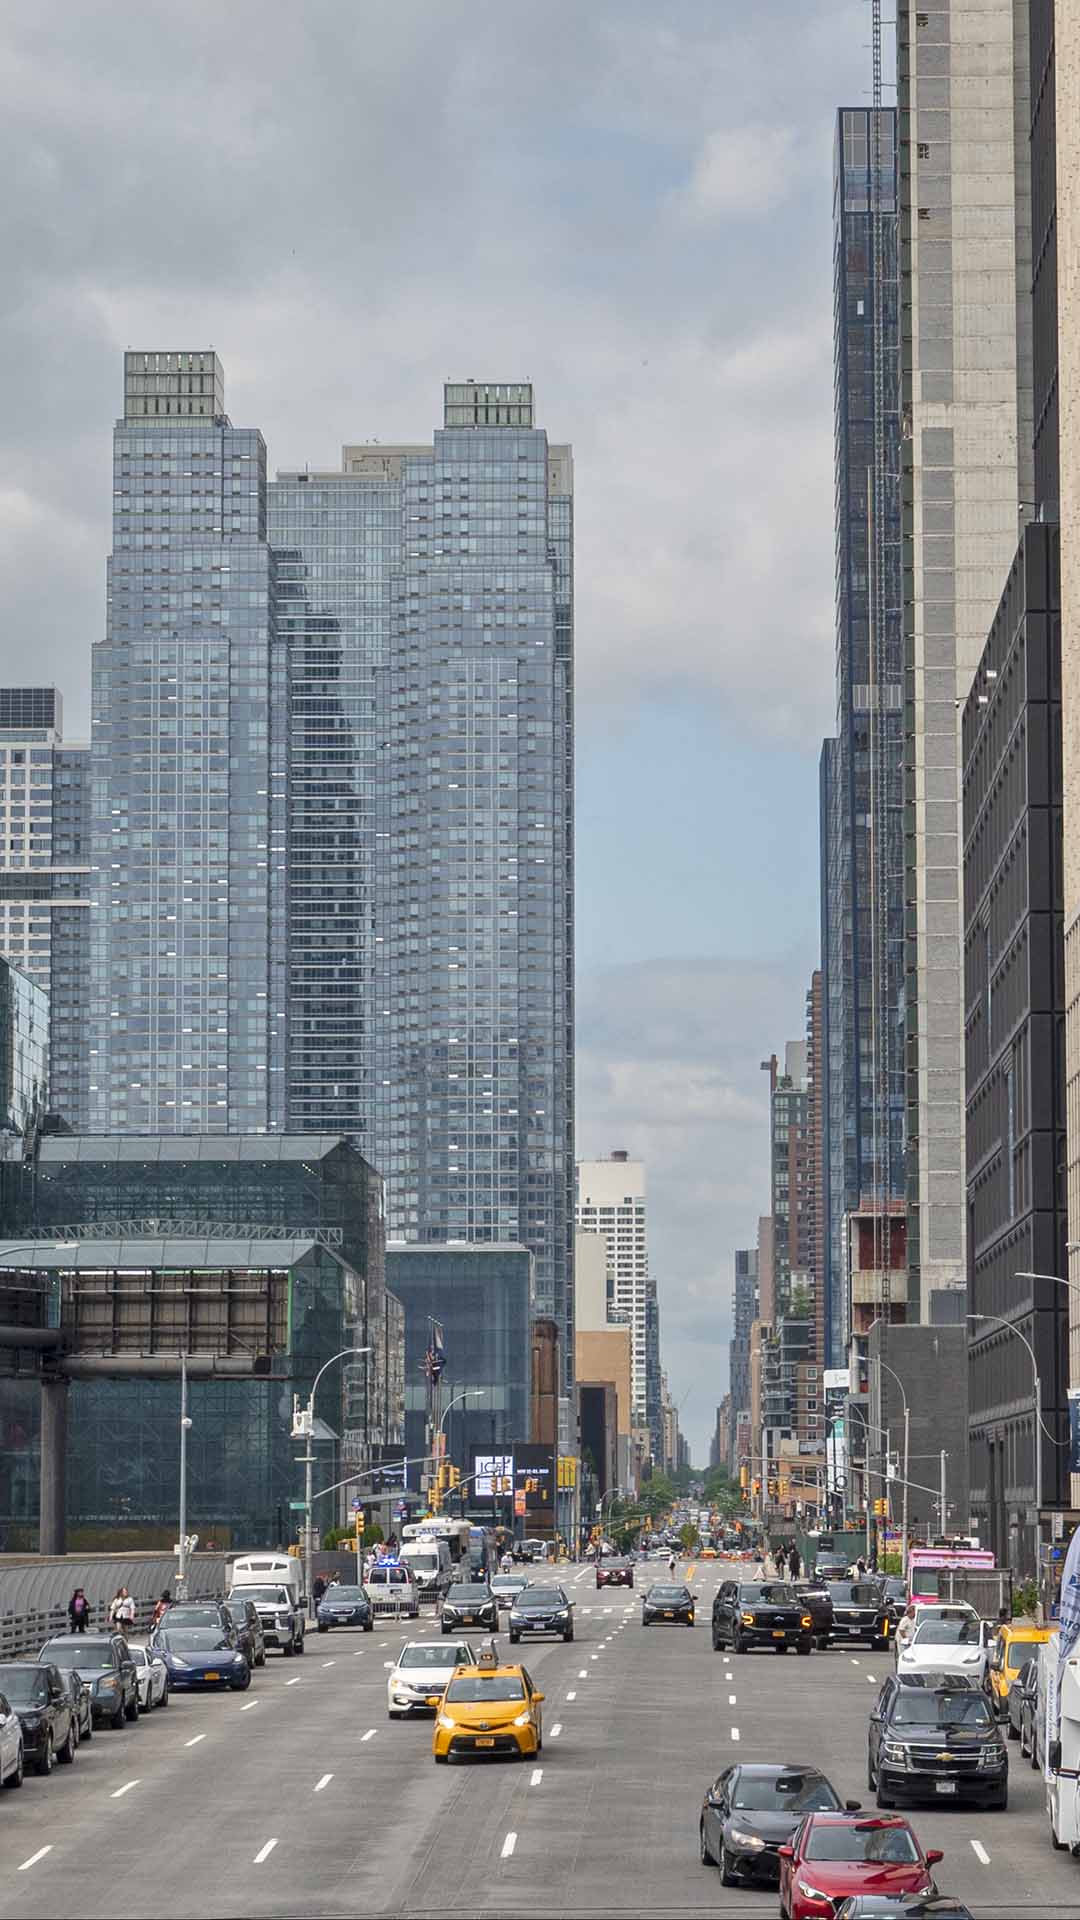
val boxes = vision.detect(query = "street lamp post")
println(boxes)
[177,1353,192,1592]
[438,1390,483,1512]
[968,1312,1042,1520]
[297,1346,372,1616]
[875,1356,910,1579]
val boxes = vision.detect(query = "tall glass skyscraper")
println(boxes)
[89,353,285,1134]
[90,361,575,1399]
[821,111,905,1353]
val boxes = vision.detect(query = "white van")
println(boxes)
[366,1563,419,1618]
[229,1553,303,1606]
[401,1537,453,1602]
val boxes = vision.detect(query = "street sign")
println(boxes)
[351,1498,362,1511]
[288,1499,306,1511]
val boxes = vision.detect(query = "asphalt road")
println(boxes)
[0,1556,1075,1919]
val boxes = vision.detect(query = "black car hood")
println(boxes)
[723,1809,802,1844]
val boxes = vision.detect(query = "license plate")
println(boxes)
[204,1671,220,1681]
[664,1610,674,1617]
[934,1779,957,1795]
[476,1736,495,1748]
[463,1616,474,1624]
[773,1630,786,1638]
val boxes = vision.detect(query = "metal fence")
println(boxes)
[0,1553,227,1661]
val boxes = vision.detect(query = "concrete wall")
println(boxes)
[0,1551,227,1659]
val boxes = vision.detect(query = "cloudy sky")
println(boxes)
[1,0,873,1460]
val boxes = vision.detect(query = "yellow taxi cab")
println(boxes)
[988,1621,1052,1716]
[700,1545,718,1559]
[430,1645,544,1762]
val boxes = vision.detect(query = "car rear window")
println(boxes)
[446,1584,491,1602]
[739,1584,796,1604]
[805,1822,918,1863]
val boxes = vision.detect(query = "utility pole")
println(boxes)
[939,1449,947,1539]
[177,1352,191,1593]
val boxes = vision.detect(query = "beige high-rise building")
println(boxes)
[576,1152,649,1423]
[900,1,1033,1316]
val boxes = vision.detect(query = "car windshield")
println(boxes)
[492,1576,527,1589]
[230,1588,290,1607]
[162,1607,221,1626]
[43,1642,112,1670]
[913,1618,979,1645]
[731,1771,840,1812]
[739,1584,796,1604]
[323,1587,365,1602]
[398,1645,467,1669]
[406,1554,439,1570]
[649,1586,690,1601]
[882,1579,907,1600]
[891,1691,993,1728]
[805,1822,919,1863]
[156,1630,231,1652]
[521,1588,564,1606]
[827,1583,880,1605]
[0,1668,48,1707]
[446,1585,490,1603]
[445,1675,525,1703]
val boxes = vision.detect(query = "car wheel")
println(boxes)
[1007,1716,1019,1740]
[875,1782,895,1809]
[295,1635,305,1655]
[509,1631,520,1645]
[233,1666,252,1692]
[36,1733,53,1777]
[81,1713,92,1740]
[256,1648,266,1667]
[733,1629,745,1655]
[125,1690,139,1722]
[364,1620,374,1633]
[698,1822,712,1867]
[817,1632,830,1651]
[159,1679,169,1709]
[58,1723,76,1765]
[111,1700,125,1730]
[282,1639,294,1657]
[4,1746,23,1789]
[991,1785,1008,1812]
[564,1628,574,1642]
[867,1751,876,1790]
[434,1751,448,1764]
[720,1847,738,1886]
[797,1638,811,1655]
[318,1623,329,1633]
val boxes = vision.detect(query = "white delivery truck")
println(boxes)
[226,1553,306,1657]
[1043,1640,1080,1854]
[400,1536,453,1603]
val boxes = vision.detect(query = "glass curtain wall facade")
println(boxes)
[89,352,285,1135]
[830,110,905,1330]
[0,959,49,1138]
[0,689,90,1129]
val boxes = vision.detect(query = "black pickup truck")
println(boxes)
[712,1581,813,1656]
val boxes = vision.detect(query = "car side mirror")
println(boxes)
[777,1845,794,1861]
[845,1799,862,1811]
[533,1692,544,1704]
[926,1849,943,1866]
[1050,1739,1063,1773]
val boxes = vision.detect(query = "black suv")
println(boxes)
[222,1598,266,1667]
[712,1581,812,1655]
[508,1584,574,1643]
[440,1582,498,1634]
[826,1580,892,1651]
[596,1558,634,1589]
[0,1663,78,1773]
[868,1670,1008,1810]
[39,1634,139,1729]
[793,1580,834,1651]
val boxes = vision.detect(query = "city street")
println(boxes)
[0,1562,1073,1918]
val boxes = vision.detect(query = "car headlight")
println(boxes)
[232,1653,246,1666]
[437,1713,455,1731]
[21,1714,42,1730]
[553,1610,569,1620]
[798,1881,833,1903]
[96,1675,120,1690]
[168,1656,190,1670]
[740,1612,755,1625]
[392,1691,411,1704]
[881,1740,908,1766]
[512,1711,533,1728]
[978,1743,1005,1769]
[727,1827,765,1850]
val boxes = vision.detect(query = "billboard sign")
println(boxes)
[823,1368,850,1496]
[473,1453,514,1498]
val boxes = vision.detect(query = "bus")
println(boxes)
[907,1545,994,1603]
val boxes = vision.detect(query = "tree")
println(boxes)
[789,1285,812,1319]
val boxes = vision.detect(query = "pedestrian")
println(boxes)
[788,1545,801,1581]
[109,1585,136,1632]
[151,1590,172,1629]
[313,1574,327,1604]
[895,1602,917,1656]
[667,1551,677,1578]
[68,1587,90,1633]
[856,1554,867,1575]
[775,1543,788,1576]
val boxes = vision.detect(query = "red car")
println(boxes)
[778,1812,942,1920]
[596,1559,634,1589]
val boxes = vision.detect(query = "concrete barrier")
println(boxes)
[0,1552,227,1659]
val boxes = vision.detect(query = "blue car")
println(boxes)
[150,1628,251,1691]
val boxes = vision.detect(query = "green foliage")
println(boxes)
[1013,1579,1039,1619]
[880,1551,903,1576]
[679,1522,700,1553]
[788,1285,812,1319]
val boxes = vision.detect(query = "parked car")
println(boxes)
[868,1671,1008,1810]
[0,1692,23,1788]
[129,1643,170,1710]
[52,1667,93,1744]
[39,1634,139,1729]
[225,1582,304,1657]
[222,1596,266,1667]
[151,1627,251,1691]
[987,1621,1052,1719]
[1010,1655,1039,1754]
[0,1663,77,1774]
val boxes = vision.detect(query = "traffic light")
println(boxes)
[873,1498,887,1517]
[448,1465,460,1489]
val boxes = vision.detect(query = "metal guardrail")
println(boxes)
[0,1553,227,1660]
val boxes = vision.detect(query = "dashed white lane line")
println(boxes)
[322,1659,335,1668]
[361,1728,377,1742]
[379,1641,389,1647]
[530,1767,543,1785]
[578,1669,588,1678]
[111,1779,140,1798]
[254,1839,278,1865]
[314,1773,333,1792]
[353,1650,363,1657]
[851,1658,860,1666]
[240,1700,258,1711]
[731,1728,740,1742]
[185,1734,206,1747]
[971,1840,991,1866]
[286,1676,301,1686]
[566,1690,577,1701]
[501,1832,517,1859]
[728,1694,737,1705]
[866,1673,876,1683]
[18,1848,52,1872]
[383,1661,394,1669]
[590,1654,600,1662]
[550,1723,562,1737]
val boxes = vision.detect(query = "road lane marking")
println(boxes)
[254,1839,278,1865]
[314,1773,333,1792]
[383,1661,394,1668]
[353,1650,363,1657]
[379,1641,388,1647]
[851,1658,860,1665]
[286,1676,301,1686]
[530,1767,543,1785]
[971,1840,990,1865]
[362,1728,376,1741]
[18,1848,52,1872]
[322,1659,335,1668]
[590,1654,600,1661]
[566,1690,576,1700]
[185,1734,206,1747]
[578,1669,588,1678]
[866,1674,876,1683]
[550,1723,562,1736]
[240,1700,258,1711]
[111,1779,140,1798]
[501,1832,517,1859]
[728,1694,736,1705]
[731,1727,740,1741]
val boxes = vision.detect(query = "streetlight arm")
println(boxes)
[309,1345,373,1408]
